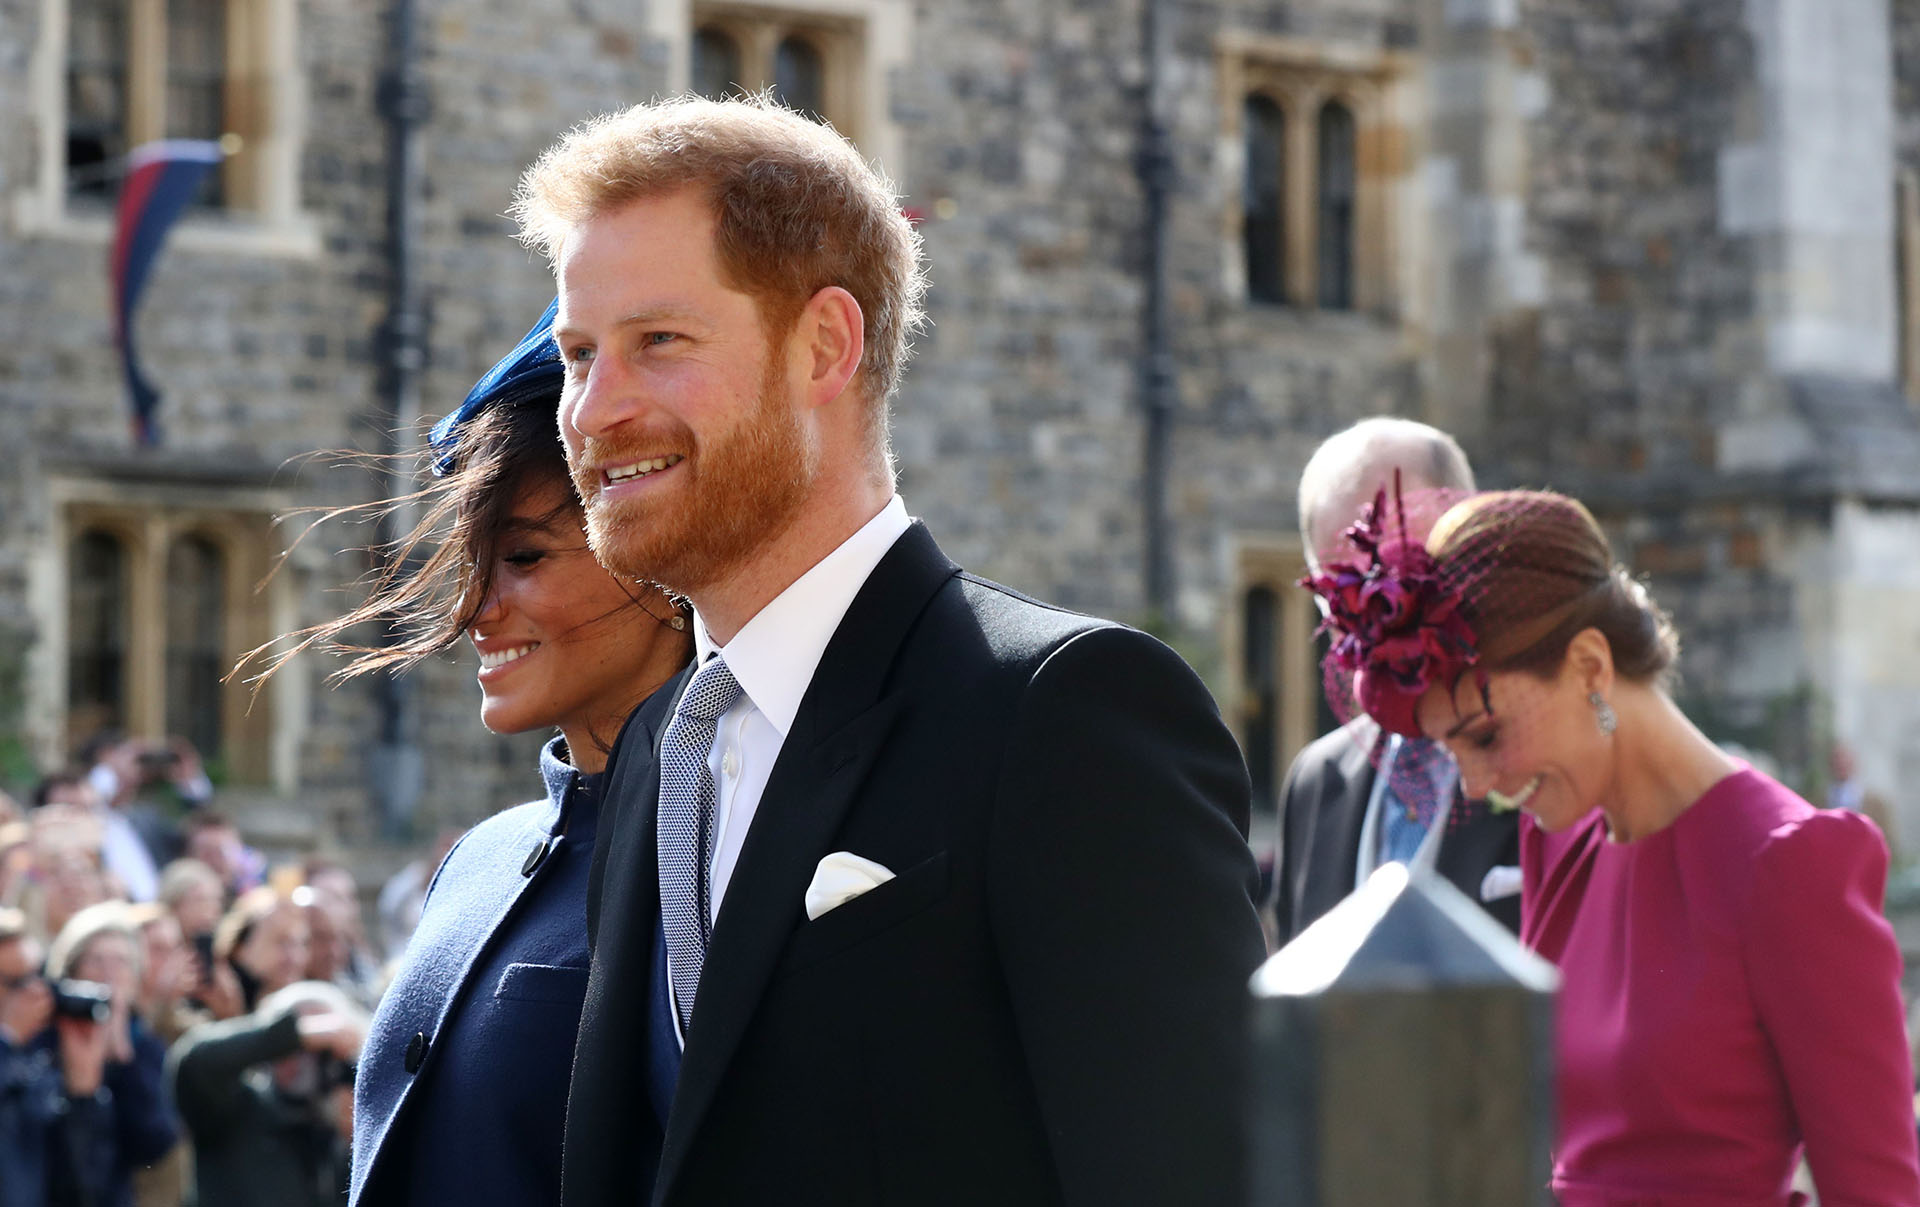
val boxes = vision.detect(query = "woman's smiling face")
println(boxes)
[1414,656,1608,833]
[467,476,679,748]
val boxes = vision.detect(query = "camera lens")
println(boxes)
[51,979,113,1024]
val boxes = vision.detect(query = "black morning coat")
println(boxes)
[1269,716,1522,946]
[560,522,1268,1206]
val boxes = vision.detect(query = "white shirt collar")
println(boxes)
[693,494,912,737]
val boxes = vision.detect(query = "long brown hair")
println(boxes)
[238,397,682,685]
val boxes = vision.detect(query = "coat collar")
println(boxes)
[654,522,959,1197]
[537,737,578,832]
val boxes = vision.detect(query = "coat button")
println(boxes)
[404,1031,429,1074]
[522,837,551,877]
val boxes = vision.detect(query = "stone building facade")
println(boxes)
[1,0,1917,855]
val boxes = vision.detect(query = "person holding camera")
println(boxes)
[39,903,178,1207]
[165,888,364,1207]
[82,735,218,892]
[0,906,129,1207]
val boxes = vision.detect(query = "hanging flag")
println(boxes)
[111,139,223,447]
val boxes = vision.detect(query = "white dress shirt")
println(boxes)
[668,495,912,1038]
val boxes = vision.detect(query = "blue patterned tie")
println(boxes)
[658,656,743,1036]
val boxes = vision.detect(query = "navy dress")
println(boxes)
[350,737,600,1207]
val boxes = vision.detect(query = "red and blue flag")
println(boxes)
[111,139,223,446]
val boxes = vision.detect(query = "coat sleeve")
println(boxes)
[166,1008,303,1144]
[987,624,1266,1207]
[1745,810,1920,1207]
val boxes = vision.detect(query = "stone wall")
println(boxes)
[1500,0,1825,784]
[0,0,665,839]
[1505,0,1920,832]
[4,0,1919,848]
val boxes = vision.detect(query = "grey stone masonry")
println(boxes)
[1,0,1918,852]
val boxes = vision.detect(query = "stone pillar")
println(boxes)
[1714,0,1920,846]
[1247,864,1558,1206]
[1721,0,1897,381]
[1415,0,1548,448]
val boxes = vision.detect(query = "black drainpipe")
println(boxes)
[1138,0,1178,628]
[370,0,429,839]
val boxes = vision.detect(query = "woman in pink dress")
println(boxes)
[1303,486,1920,1207]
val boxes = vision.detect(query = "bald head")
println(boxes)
[1298,418,1475,569]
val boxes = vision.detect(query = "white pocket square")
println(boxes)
[804,852,895,921]
[1480,864,1523,903]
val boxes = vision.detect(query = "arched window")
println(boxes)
[65,0,126,203]
[1316,100,1356,311]
[773,36,824,121]
[68,529,128,741]
[165,535,225,761]
[1243,95,1286,305]
[692,27,742,101]
[1241,585,1280,806]
[687,10,858,134]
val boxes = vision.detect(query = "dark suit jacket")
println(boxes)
[1270,717,1520,945]
[562,523,1267,1207]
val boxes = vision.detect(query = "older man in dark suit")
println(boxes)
[1270,418,1521,945]
[514,97,1266,1206]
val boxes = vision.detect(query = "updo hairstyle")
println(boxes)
[1425,490,1680,688]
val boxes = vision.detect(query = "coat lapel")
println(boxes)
[565,670,684,1206]
[654,523,958,1200]
[585,668,688,950]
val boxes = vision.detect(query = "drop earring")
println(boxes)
[1590,692,1617,736]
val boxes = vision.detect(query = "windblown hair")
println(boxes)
[510,94,928,417]
[1427,490,1680,688]
[238,398,635,684]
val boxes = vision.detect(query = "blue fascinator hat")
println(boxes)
[426,298,563,477]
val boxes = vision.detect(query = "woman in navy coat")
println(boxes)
[255,303,691,1205]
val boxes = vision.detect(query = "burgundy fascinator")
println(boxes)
[1298,476,1480,738]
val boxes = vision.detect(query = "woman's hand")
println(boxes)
[56,1016,110,1097]
[103,986,134,1064]
[296,1008,366,1063]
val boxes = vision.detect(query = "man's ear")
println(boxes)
[796,286,864,410]
[1566,627,1615,697]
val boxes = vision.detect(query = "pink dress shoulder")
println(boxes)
[1520,768,1920,1207]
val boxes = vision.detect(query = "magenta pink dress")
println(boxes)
[1522,768,1920,1207]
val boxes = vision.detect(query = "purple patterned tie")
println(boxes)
[1388,737,1458,831]
[658,656,743,1035]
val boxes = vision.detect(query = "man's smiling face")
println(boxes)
[554,186,817,596]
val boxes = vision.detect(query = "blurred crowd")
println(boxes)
[0,733,440,1207]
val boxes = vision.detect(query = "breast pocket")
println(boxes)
[781,851,951,975]
[493,962,590,1005]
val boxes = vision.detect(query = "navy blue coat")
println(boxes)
[351,737,604,1207]
[0,1031,117,1207]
